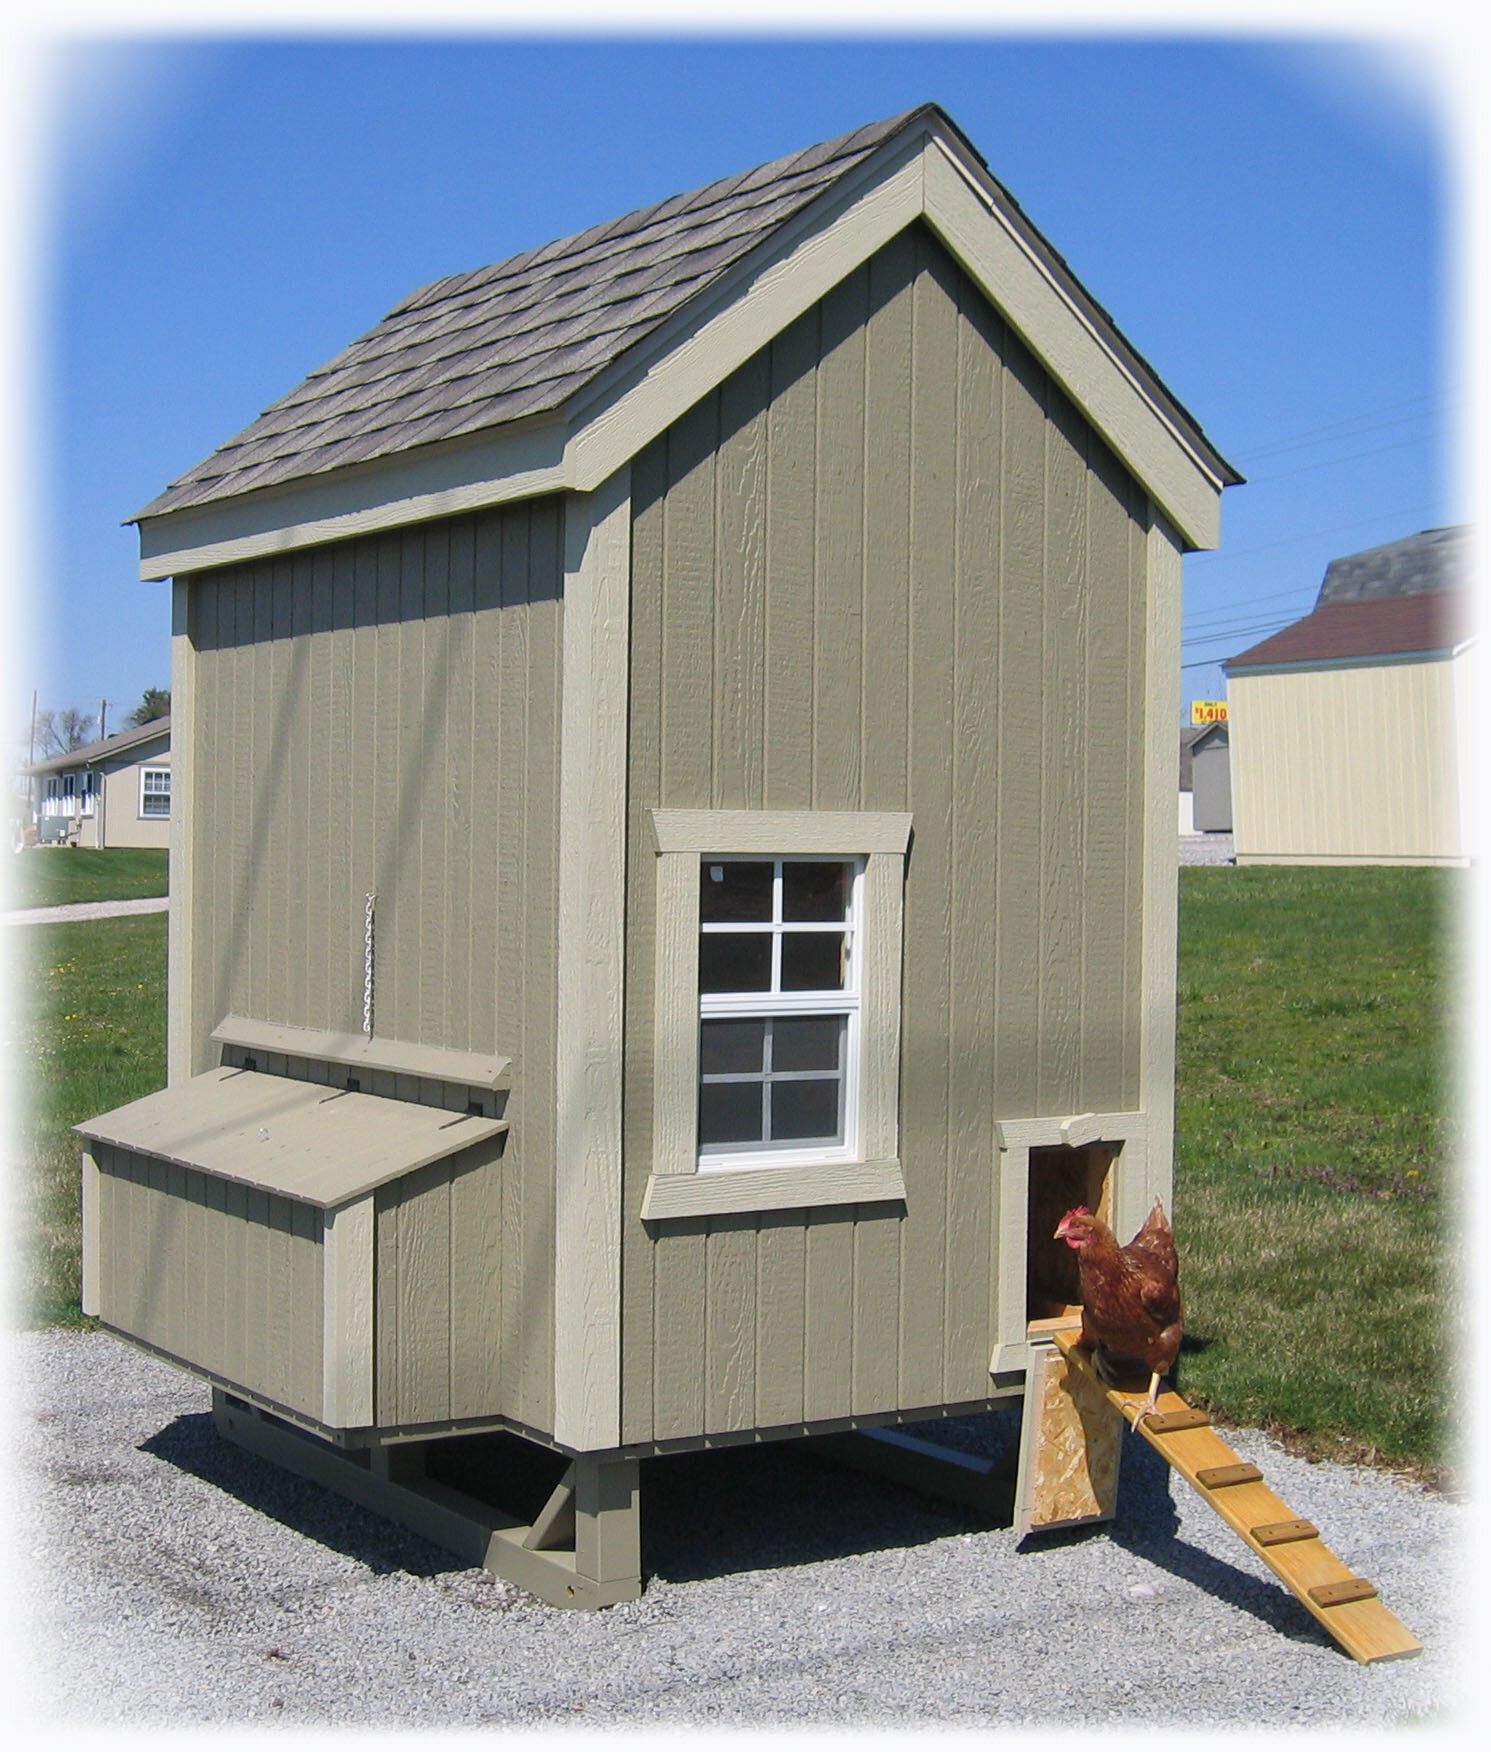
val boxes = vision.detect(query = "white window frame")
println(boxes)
[139,766,171,819]
[697,856,864,1171]
[641,808,912,1220]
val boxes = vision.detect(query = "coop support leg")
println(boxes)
[573,1453,641,1588]
[208,1391,641,1609]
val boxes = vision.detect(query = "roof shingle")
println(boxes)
[136,111,916,521]
[1225,592,1464,671]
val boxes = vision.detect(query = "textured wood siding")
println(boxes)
[185,501,563,1432]
[623,222,1150,1444]
[373,1139,507,1427]
[1230,655,1465,864]
[91,1144,325,1416]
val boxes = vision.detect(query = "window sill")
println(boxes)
[640,1157,904,1220]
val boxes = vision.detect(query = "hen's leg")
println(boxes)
[1134,1371,1164,1421]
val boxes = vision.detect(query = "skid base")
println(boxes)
[212,1391,641,1609]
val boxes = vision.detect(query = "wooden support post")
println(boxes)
[573,1454,641,1588]
[209,1392,642,1609]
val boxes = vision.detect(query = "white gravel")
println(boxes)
[1179,833,1235,867]
[10,1328,1466,1733]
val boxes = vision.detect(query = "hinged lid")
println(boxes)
[76,1066,507,1209]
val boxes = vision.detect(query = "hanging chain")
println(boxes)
[362,891,375,1038]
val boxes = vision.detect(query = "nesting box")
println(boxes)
[79,104,1236,1604]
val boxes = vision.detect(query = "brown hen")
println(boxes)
[1053,1197,1183,1421]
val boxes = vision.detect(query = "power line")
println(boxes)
[1186,502,1439,568]
[1243,434,1432,488]
[1228,393,1443,463]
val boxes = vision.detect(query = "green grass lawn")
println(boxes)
[6,915,167,1327]
[6,864,1460,1482]
[5,847,169,910]
[1172,865,1460,1484]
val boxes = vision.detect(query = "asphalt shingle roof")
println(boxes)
[1315,525,1468,608]
[1225,592,1464,671]
[136,112,917,521]
[25,716,171,777]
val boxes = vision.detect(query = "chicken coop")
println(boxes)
[79,104,1238,1606]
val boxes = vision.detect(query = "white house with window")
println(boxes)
[25,716,171,849]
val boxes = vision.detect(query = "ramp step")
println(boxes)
[1310,1577,1379,1608]
[1051,1328,1421,1665]
[1197,1462,1263,1489]
[1252,1518,1319,1546]
[1139,1406,1210,1433]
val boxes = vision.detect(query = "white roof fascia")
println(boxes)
[138,115,1227,579]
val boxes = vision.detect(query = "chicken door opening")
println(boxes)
[1026,1144,1114,1321]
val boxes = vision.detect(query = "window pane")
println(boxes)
[771,1015,843,1072]
[780,931,845,991]
[781,861,849,922]
[770,1078,842,1143]
[699,1081,765,1147]
[699,932,773,993]
[700,1018,766,1076]
[700,861,773,923]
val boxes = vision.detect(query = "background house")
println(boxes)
[78,105,1236,1605]
[25,716,172,849]
[1224,527,1470,865]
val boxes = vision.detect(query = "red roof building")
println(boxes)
[1222,529,1471,865]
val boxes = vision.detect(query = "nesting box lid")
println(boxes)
[75,1066,506,1209]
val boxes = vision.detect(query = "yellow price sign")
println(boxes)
[1191,700,1228,725]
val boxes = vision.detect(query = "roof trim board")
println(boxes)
[137,110,1234,580]
[75,1066,507,1209]
[1226,643,1470,678]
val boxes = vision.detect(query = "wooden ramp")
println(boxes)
[1052,1329,1421,1665]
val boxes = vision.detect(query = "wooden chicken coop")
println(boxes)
[80,104,1239,1607]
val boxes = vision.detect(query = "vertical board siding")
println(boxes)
[624,222,1150,1443]
[1230,658,1463,863]
[186,500,563,1434]
[373,1142,506,1428]
[94,1147,324,1416]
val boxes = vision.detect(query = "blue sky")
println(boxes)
[21,26,1458,735]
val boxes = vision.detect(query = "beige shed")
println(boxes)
[1225,527,1471,866]
[79,104,1237,1605]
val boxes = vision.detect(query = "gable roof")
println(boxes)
[135,104,1239,579]
[25,716,171,777]
[136,112,915,521]
[1225,592,1466,673]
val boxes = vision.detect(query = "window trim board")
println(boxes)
[643,807,912,1220]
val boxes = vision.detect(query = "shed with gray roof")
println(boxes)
[82,104,1237,1605]
[1224,526,1472,865]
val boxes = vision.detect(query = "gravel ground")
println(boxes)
[1179,832,1235,867]
[11,1329,1465,1732]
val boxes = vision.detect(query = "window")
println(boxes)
[642,809,912,1220]
[80,770,97,817]
[139,767,171,818]
[697,858,861,1166]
